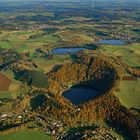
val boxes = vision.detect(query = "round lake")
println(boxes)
[63,85,99,105]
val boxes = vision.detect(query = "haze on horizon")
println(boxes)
[1,0,140,2]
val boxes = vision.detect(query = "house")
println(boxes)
[1,114,8,118]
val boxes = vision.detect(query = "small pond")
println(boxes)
[98,39,125,46]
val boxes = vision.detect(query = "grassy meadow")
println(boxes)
[0,130,51,140]
[0,70,21,99]
[116,78,140,109]
[98,43,140,67]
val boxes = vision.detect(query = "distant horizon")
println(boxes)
[1,0,140,2]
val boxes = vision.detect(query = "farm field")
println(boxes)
[0,130,51,140]
[116,78,140,109]
[0,73,11,92]
[98,43,140,67]
[0,71,21,99]
[33,55,72,72]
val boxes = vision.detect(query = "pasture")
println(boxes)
[98,43,140,67]
[0,71,21,99]
[0,130,51,140]
[33,54,72,72]
[116,78,140,109]
[0,73,11,92]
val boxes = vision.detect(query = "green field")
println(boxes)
[0,30,61,53]
[0,41,13,49]
[0,91,13,99]
[33,54,71,72]
[30,34,60,43]
[56,30,94,43]
[0,130,51,140]
[0,70,21,99]
[0,11,54,21]
[116,78,140,109]
[98,43,140,67]
[98,43,140,109]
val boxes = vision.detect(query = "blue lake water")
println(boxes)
[98,39,125,45]
[51,40,124,55]
[63,86,99,105]
[51,47,86,54]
